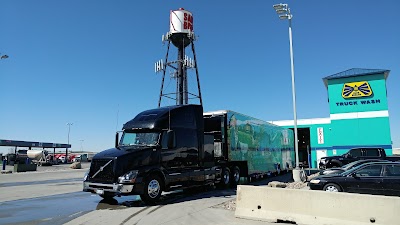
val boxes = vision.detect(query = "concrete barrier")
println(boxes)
[235,185,400,225]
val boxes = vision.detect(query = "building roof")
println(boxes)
[0,139,71,148]
[322,68,390,87]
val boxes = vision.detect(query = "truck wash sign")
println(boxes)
[342,81,372,98]
[336,81,381,107]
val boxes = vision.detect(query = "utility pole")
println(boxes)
[66,122,73,163]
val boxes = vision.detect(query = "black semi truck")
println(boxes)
[83,104,294,204]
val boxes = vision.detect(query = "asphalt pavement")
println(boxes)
[0,164,295,225]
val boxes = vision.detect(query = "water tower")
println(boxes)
[155,8,202,107]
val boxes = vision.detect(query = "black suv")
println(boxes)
[319,147,400,169]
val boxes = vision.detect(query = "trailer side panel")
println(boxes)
[226,111,294,175]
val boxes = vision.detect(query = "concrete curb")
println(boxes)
[235,185,400,225]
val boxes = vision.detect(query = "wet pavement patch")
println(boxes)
[0,178,83,188]
[0,192,100,225]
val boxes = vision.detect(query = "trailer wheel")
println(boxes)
[230,166,240,186]
[218,167,231,188]
[140,174,163,205]
[277,164,281,175]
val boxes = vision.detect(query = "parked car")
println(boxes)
[319,159,389,175]
[73,155,87,162]
[319,147,400,169]
[58,156,71,163]
[310,161,400,196]
[58,156,66,163]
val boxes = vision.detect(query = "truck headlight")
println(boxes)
[310,179,321,184]
[118,170,139,183]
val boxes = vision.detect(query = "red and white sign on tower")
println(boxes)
[170,8,194,34]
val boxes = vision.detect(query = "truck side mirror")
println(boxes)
[115,132,120,148]
[167,130,175,149]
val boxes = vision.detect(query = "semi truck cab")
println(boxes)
[83,104,221,204]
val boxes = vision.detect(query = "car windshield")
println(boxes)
[341,163,372,176]
[120,132,160,147]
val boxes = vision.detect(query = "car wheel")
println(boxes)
[230,166,240,186]
[323,183,341,192]
[140,174,163,204]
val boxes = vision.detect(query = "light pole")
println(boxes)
[66,122,73,163]
[273,3,301,181]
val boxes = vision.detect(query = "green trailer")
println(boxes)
[204,110,294,181]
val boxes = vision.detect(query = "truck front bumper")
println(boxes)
[83,181,144,195]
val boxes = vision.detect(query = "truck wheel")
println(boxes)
[230,166,240,186]
[140,174,163,205]
[218,167,231,189]
[323,183,341,192]
[277,164,281,175]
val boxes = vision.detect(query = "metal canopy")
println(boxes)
[0,139,71,148]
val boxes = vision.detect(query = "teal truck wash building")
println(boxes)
[270,68,392,168]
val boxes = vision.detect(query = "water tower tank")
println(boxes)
[170,8,193,34]
[169,8,193,48]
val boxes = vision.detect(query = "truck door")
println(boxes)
[179,129,203,186]
[345,148,362,164]
[160,130,187,188]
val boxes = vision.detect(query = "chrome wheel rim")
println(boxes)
[148,179,160,198]
[234,171,240,183]
[223,171,230,184]
[325,186,338,192]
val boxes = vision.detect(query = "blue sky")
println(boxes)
[1,0,399,154]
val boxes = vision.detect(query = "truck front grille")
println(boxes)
[89,159,115,183]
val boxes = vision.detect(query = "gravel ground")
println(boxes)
[216,172,320,211]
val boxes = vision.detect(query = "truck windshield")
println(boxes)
[120,132,160,146]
